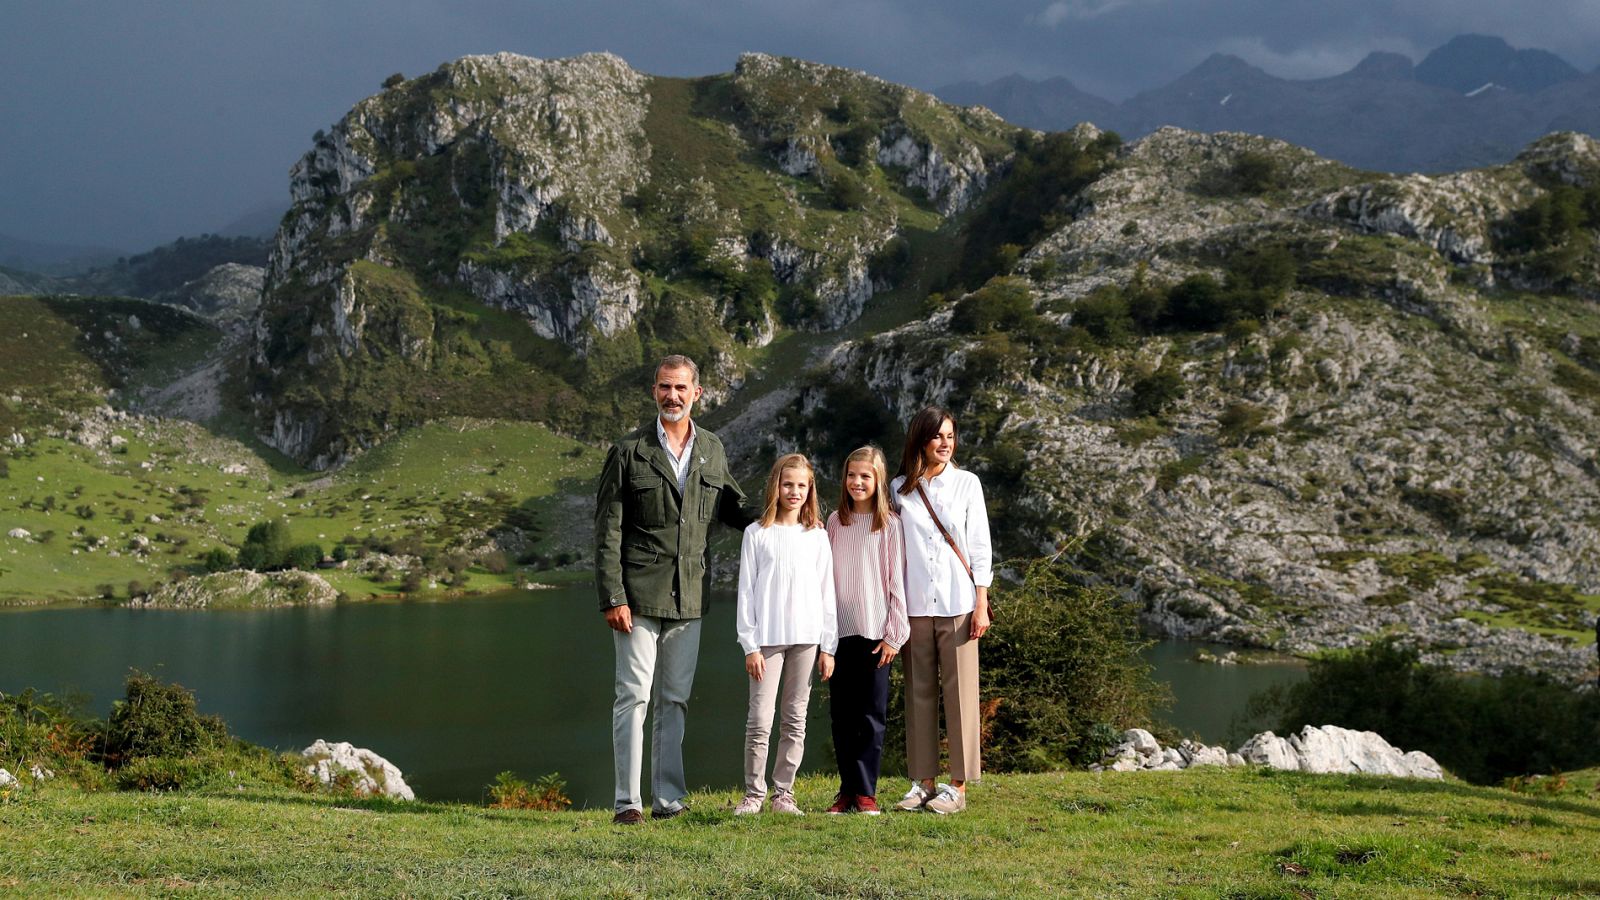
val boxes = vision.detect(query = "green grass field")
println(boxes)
[0,418,598,604]
[1,768,1596,896]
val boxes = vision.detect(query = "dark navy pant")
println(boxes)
[829,634,892,798]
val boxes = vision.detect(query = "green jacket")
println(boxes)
[594,421,752,619]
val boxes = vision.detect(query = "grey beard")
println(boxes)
[658,406,688,423]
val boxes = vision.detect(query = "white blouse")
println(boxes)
[890,465,993,618]
[735,522,838,656]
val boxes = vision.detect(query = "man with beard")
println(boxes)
[595,354,752,824]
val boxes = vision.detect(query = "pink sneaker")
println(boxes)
[770,790,804,815]
[733,794,764,816]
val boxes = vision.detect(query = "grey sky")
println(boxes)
[4,0,1599,252]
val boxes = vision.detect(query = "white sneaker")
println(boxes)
[733,794,764,816]
[924,783,966,815]
[894,782,932,812]
[771,790,804,815]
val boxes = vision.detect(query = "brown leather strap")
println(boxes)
[915,483,974,584]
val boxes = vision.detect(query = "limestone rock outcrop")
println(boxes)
[302,739,415,800]
[1095,726,1443,779]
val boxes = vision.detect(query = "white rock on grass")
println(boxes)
[1107,725,1445,779]
[302,740,414,800]
[1237,731,1302,771]
[29,764,54,781]
[0,769,16,787]
[7,528,30,540]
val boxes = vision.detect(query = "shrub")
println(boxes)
[331,544,349,563]
[401,571,425,593]
[285,543,324,571]
[382,72,405,89]
[1225,151,1285,195]
[202,547,233,573]
[102,671,227,764]
[1247,640,1600,784]
[1071,287,1134,344]
[480,550,509,574]
[1129,367,1187,416]
[1217,401,1271,445]
[969,553,1170,771]
[951,278,1037,335]
[487,770,572,810]
[0,689,99,783]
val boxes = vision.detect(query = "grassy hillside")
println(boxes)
[0,417,598,605]
[1,768,1595,896]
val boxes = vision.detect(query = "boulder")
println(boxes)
[1187,745,1230,767]
[1241,725,1444,779]
[0,768,15,787]
[6,528,30,540]
[1237,731,1301,771]
[302,739,414,800]
[1122,728,1161,756]
[29,764,54,781]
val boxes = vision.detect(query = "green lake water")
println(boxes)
[0,585,1304,806]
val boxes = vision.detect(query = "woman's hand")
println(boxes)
[817,652,835,681]
[970,587,991,640]
[745,652,765,681]
[873,641,898,668]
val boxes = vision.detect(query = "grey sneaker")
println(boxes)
[894,782,932,812]
[771,790,804,815]
[733,794,764,816]
[924,784,966,815]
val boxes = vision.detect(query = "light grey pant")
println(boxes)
[613,614,702,814]
[743,643,817,798]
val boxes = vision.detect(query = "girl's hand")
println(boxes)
[873,641,898,668]
[970,587,991,640]
[745,652,765,681]
[817,652,835,681]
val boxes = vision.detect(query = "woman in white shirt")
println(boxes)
[889,406,992,815]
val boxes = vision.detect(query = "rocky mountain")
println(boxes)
[936,34,1599,175]
[784,127,1600,683]
[1413,34,1580,94]
[0,265,61,296]
[249,51,1014,468]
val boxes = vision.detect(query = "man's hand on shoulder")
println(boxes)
[604,605,633,633]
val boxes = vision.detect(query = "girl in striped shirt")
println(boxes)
[822,445,909,815]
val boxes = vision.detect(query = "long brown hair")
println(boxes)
[759,453,823,529]
[896,406,957,495]
[836,445,893,532]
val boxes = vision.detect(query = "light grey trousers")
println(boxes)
[743,643,817,798]
[613,614,702,814]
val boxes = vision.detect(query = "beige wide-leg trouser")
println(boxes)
[904,613,981,782]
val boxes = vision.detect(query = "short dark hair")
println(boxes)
[654,354,699,385]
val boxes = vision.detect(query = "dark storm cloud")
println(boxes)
[2,0,1597,251]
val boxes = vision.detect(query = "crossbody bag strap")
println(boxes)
[915,483,974,584]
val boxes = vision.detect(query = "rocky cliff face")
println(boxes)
[799,128,1600,682]
[249,51,1015,467]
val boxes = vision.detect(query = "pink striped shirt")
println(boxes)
[825,510,910,649]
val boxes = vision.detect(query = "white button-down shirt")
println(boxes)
[890,465,993,618]
[656,417,696,494]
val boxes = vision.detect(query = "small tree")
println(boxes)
[1129,367,1187,417]
[382,72,405,89]
[238,519,292,571]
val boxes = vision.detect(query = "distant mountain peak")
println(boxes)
[1345,51,1415,81]
[1188,53,1266,80]
[1416,33,1579,94]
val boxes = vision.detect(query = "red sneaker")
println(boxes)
[854,795,882,816]
[825,793,853,815]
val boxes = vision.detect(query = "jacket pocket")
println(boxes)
[697,472,721,522]
[630,474,668,528]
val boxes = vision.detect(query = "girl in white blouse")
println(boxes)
[889,407,992,815]
[823,445,909,815]
[733,453,837,815]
